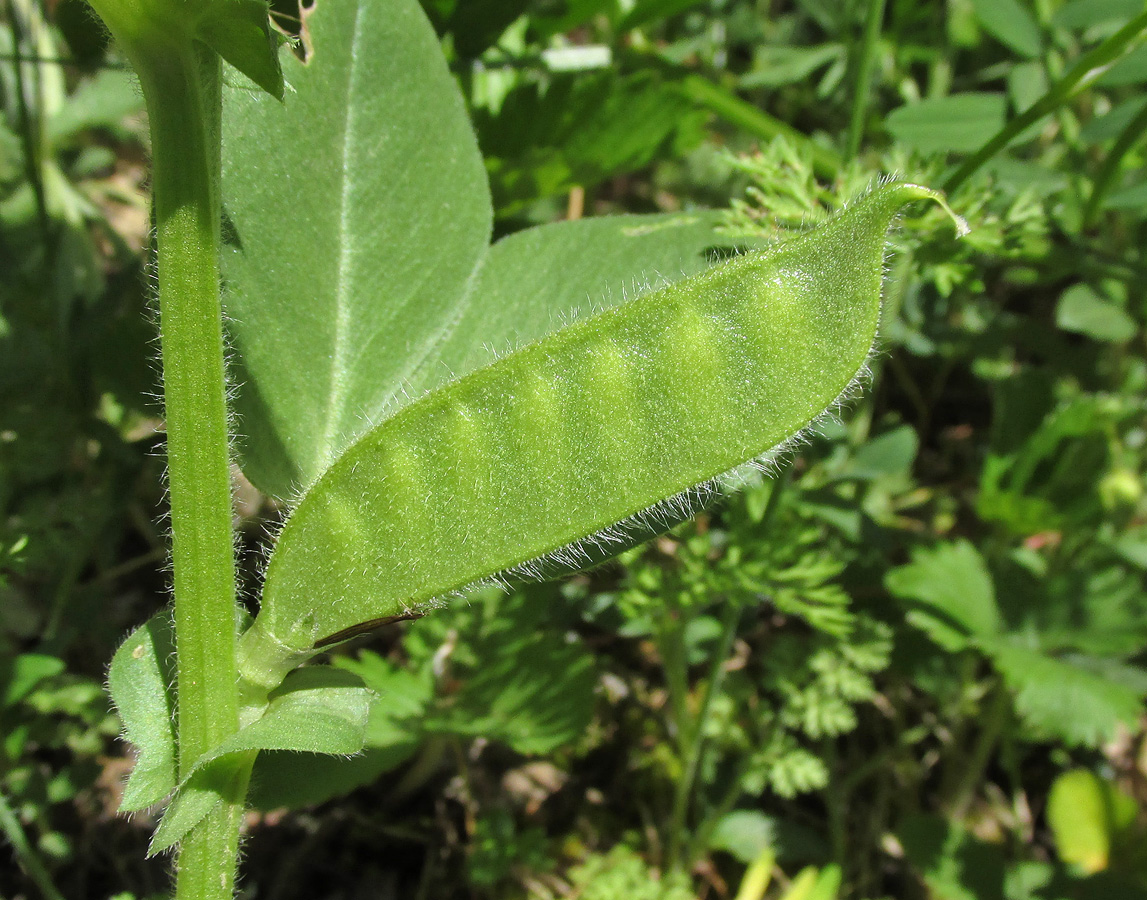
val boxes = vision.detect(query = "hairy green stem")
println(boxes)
[144,39,237,768]
[89,21,246,898]
[148,46,245,900]
[845,0,887,161]
[945,11,1147,193]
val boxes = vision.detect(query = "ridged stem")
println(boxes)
[144,43,245,900]
[84,7,247,894]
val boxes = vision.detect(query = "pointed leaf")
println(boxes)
[149,666,373,853]
[228,667,374,755]
[243,183,960,661]
[107,612,178,811]
[222,0,492,496]
[250,655,431,809]
[147,757,249,856]
[197,0,284,99]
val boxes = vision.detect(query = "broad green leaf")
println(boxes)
[0,653,64,707]
[990,644,1144,747]
[221,0,492,497]
[241,183,960,667]
[1056,284,1138,342]
[149,666,373,853]
[226,667,373,754]
[885,540,1001,651]
[885,94,1007,154]
[972,0,1043,58]
[708,810,778,864]
[107,612,178,812]
[417,211,748,397]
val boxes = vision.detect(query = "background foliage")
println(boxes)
[1,0,1145,897]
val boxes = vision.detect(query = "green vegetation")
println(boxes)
[1,0,1145,898]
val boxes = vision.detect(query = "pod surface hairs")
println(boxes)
[238,182,963,676]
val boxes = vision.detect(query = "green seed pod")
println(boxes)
[238,182,964,680]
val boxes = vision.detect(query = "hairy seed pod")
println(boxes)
[237,182,963,685]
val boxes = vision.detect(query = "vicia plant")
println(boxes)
[85,0,964,897]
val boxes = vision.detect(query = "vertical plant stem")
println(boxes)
[668,469,792,870]
[845,0,887,161]
[134,41,244,900]
[669,601,741,870]
[656,590,692,871]
[945,680,1009,820]
[660,595,692,751]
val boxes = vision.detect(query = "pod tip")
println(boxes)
[901,183,971,238]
